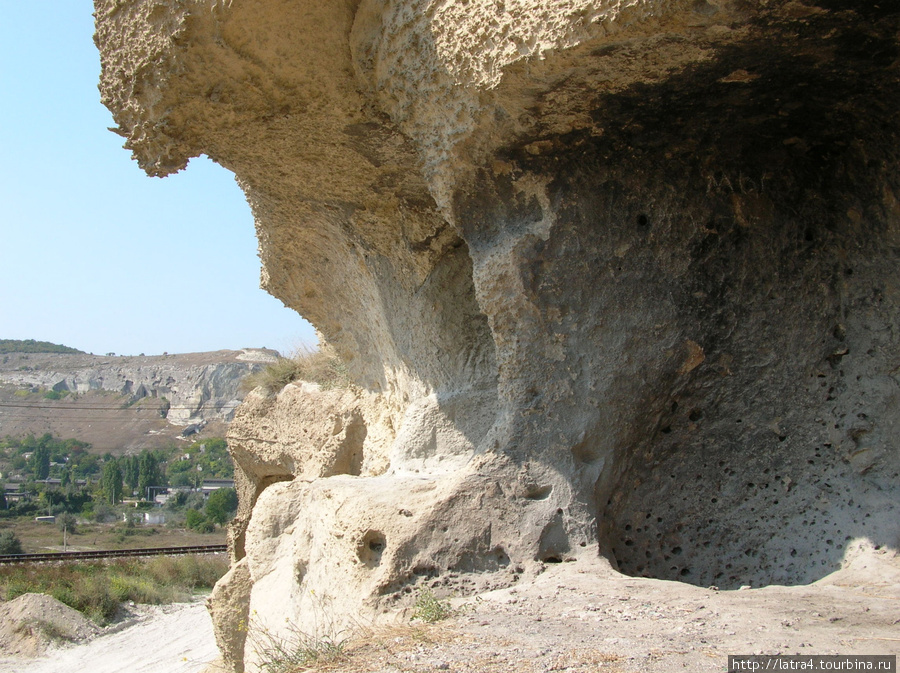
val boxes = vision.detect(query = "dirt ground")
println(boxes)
[1,547,897,673]
[296,548,900,673]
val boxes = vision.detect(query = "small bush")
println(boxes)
[252,626,347,672]
[412,588,455,623]
[3,576,31,600]
[110,575,179,604]
[143,555,221,589]
[145,556,182,586]
[0,530,24,555]
[13,617,75,646]
[72,575,120,623]
[49,585,78,608]
[242,345,349,395]
[185,509,214,533]
[112,522,158,540]
[92,503,115,523]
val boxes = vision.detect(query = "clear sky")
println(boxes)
[0,2,317,356]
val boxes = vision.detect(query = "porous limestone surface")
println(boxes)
[94,0,900,670]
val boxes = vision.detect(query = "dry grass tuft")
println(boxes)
[242,345,349,395]
[272,622,625,673]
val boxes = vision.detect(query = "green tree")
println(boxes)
[195,438,234,479]
[99,460,123,504]
[138,450,164,497]
[57,512,77,535]
[122,455,139,492]
[31,445,51,480]
[39,489,63,516]
[71,452,100,478]
[168,471,195,488]
[205,488,238,525]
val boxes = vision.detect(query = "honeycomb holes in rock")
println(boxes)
[603,437,878,589]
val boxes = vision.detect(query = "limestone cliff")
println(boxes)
[94,1,900,671]
[0,349,276,425]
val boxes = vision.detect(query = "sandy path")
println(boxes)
[0,599,219,673]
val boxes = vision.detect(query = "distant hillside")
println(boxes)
[0,339,84,355]
[0,348,279,453]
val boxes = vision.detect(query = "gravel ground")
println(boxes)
[300,550,900,673]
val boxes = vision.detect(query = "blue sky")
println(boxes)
[0,2,316,356]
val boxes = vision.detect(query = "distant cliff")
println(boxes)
[0,349,277,426]
[0,348,279,452]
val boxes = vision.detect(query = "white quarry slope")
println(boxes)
[0,600,218,673]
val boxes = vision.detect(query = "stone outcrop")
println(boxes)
[0,349,276,424]
[94,1,900,670]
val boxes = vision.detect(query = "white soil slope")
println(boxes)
[0,599,217,673]
[0,593,99,658]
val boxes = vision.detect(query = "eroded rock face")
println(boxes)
[94,0,900,669]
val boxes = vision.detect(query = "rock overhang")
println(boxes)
[94,1,900,670]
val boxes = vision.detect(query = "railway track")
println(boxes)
[0,544,228,564]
